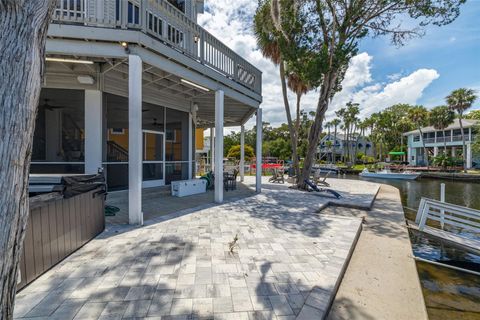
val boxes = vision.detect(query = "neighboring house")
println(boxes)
[316,134,374,161]
[403,119,479,168]
[32,0,262,223]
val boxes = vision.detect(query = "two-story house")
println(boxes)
[403,119,479,168]
[32,0,263,224]
[317,134,374,162]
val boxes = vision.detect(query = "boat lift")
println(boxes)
[408,188,480,274]
[411,197,480,251]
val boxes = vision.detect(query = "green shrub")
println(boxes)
[227,145,254,160]
[432,154,454,169]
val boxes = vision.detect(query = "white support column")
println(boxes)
[188,113,193,179]
[434,146,439,157]
[467,144,472,169]
[128,55,143,225]
[256,108,262,193]
[84,90,103,174]
[210,127,215,172]
[240,125,245,182]
[214,90,224,203]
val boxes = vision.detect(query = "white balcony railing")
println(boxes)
[421,135,471,144]
[51,0,262,95]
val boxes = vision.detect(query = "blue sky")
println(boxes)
[359,1,480,110]
[198,1,480,129]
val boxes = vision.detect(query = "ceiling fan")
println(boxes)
[150,118,163,127]
[39,99,68,111]
[112,107,150,112]
[195,116,237,127]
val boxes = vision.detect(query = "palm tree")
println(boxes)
[331,119,341,163]
[356,120,369,162]
[429,106,455,160]
[287,72,310,168]
[323,121,332,162]
[446,88,478,172]
[344,102,360,164]
[254,1,300,177]
[324,121,332,136]
[408,105,430,167]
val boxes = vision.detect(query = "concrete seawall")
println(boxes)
[325,184,428,320]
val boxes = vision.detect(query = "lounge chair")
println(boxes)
[269,168,285,184]
[304,179,341,199]
[312,170,331,187]
[200,171,215,190]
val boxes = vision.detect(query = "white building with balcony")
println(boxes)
[316,134,374,162]
[403,119,479,168]
[32,0,263,224]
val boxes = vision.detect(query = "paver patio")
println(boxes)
[15,177,379,319]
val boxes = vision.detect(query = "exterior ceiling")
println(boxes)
[44,55,256,127]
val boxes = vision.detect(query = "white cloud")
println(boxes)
[198,2,440,131]
[324,54,439,119]
[387,72,403,81]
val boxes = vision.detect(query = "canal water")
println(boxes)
[343,174,480,319]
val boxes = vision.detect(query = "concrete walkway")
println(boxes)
[326,184,428,320]
[14,177,381,320]
[106,182,255,225]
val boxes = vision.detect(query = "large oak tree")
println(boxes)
[268,0,465,188]
[0,1,56,318]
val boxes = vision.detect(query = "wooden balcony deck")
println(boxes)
[51,0,261,96]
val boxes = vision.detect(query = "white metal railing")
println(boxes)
[415,197,480,233]
[422,135,471,144]
[451,134,470,142]
[55,0,85,19]
[51,0,262,95]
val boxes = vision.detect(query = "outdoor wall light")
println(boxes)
[193,35,200,43]
[77,75,95,85]
[181,79,209,92]
[120,41,130,53]
[46,57,93,64]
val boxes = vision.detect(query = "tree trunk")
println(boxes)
[333,126,337,163]
[352,123,358,164]
[459,116,467,172]
[298,71,337,188]
[353,128,360,165]
[379,142,383,162]
[400,134,404,162]
[0,1,55,318]
[294,92,301,173]
[362,129,366,161]
[279,62,300,179]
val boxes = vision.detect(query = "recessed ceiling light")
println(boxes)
[181,79,210,92]
[46,57,94,64]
